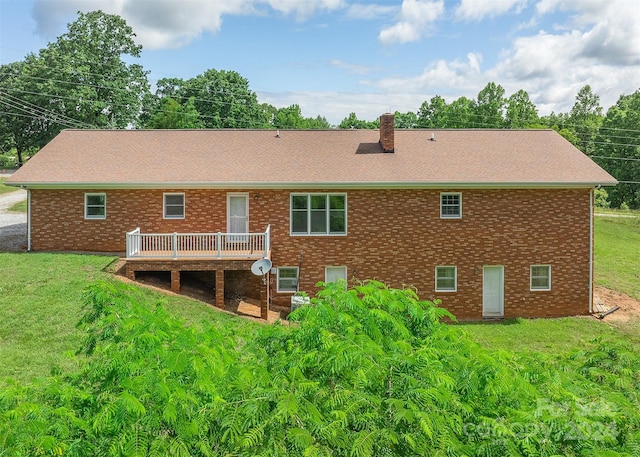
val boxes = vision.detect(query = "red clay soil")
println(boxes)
[593,285,640,323]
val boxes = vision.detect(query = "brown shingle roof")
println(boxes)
[6,128,617,188]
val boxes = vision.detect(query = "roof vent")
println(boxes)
[275,130,280,138]
[430,133,436,141]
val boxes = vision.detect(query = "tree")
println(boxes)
[147,97,203,129]
[0,11,150,163]
[172,69,268,128]
[447,96,475,128]
[36,10,149,129]
[505,89,539,128]
[394,110,418,128]
[475,82,506,128]
[416,96,448,128]
[338,112,378,129]
[272,104,330,129]
[595,90,640,208]
[570,85,603,155]
[0,61,57,165]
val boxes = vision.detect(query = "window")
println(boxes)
[435,266,457,292]
[291,193,346,235]
[85,193,106,219]
[277,267,298,293]
[440,192,461,219]
[164,193,185,219]
[530,265,551,291]
[325,266,347,284]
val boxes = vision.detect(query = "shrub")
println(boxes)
[1,280,639,456]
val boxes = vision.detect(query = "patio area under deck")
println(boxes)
[124,226,272,319]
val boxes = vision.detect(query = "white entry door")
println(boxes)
[483,266,504,317]
[227,193,248,236]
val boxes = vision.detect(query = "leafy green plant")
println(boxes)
[2,280,640,456]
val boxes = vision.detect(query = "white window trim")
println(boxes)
[325,266,348,283]
[530,265,552,291]
[440,192,462,219]
[163,192,185,219]
[435,265,457,292]
[277,267,299,293]
[290,193,347,236]
[84,193,106,220]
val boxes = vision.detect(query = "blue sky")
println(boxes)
[1,0,639,125]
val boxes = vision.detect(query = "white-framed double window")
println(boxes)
[530,265,551,291]
[277,267,299,293]
[84,193,106,219]
[440,192,462,219]
[163,193,185,219]
[291,193,346,235]
[435,266,457,292]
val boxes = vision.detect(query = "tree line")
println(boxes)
[0,11,638,207]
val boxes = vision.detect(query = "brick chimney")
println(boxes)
[379,113,395,153]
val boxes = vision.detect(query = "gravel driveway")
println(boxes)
[0,174,27,252]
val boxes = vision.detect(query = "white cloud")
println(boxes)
[455,0,527,21]
[330,59,377,75]
[31,0,346,49]
[378,0,445,44]
[369,52,484,94]
[264,0,345,21]
[346,3,397,20]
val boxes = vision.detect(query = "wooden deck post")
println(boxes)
[215,269,225,309]
[260,273,270,320]
[171,270,180,293]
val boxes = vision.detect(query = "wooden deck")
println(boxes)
[125,248,267,261]
[126,226,271,260]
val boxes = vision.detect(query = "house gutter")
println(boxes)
[5,181,618,191]
[589,188,594,314]
[27,189,31,252]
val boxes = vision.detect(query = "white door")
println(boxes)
[227,194,248,234]
[227,194,248,246]
[483,266,504,317]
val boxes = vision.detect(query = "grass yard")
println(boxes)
[0,178,17,195]
[8,200,26,213]
[0,253,260,383]
[1,212,639,383]
[463,215,640,353]
[594,216,640,300]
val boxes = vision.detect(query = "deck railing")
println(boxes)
[126,225,270,260]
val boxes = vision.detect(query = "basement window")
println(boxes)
[164,193,185,219]
[435,266,457,292]
[440,192,462,219]
[277,267,298,293]
[84,193,106,219]
[530,265,551,291]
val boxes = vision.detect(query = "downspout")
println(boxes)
[589,188,594,314]
[27,189,32,251]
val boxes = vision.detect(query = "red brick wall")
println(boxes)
[29,188,592,319]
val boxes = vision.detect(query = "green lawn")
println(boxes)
[463,215,640,353]
[594,216,640,300]
[0,178,18,195]
[8,200,26,212]
[1,212,639,383]
[0,253,259,382]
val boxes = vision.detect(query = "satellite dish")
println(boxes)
[251,258,272,276]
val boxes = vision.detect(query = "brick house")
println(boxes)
[6,114,616,320]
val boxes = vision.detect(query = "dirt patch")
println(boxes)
[593,285,640,323]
